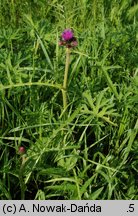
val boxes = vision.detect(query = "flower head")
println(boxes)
[62,29,74,41]
[59,29,78,48]
[71,40,78,47]
[18,146,25,154]
[58,40,65,46]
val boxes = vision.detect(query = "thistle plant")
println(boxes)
[59,29,77,112]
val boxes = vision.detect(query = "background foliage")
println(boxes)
[0,0,138,199]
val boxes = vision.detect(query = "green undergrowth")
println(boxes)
[0,0,138,200]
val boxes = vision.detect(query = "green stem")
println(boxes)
[19,155,27,200]
[62,48,71,111]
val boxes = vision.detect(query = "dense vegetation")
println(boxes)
[0,0,138,200]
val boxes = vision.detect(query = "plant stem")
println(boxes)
[62,48,71,111]
[19,155,27,200]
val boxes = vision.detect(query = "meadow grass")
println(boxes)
[0,0,138,200]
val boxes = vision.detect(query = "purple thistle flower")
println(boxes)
[59,29,78,48]
[62,29,74,41]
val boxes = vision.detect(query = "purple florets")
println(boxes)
[59,29,78,48]
[62,29,74,41]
